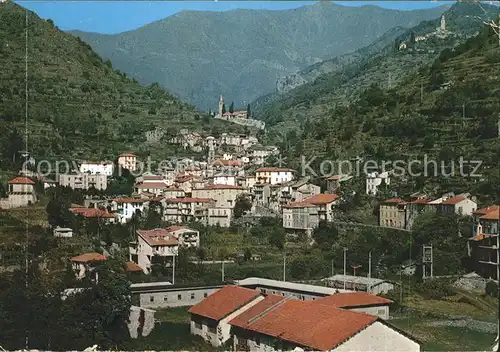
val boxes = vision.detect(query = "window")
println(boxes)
[191,293,195,300]
[204,292,208,298]
[255,337,260,346]
[178,294,182,300]
[164,296,168,302]
[194,321,202,330]
[208,326,216,334]
[149,296,154,302]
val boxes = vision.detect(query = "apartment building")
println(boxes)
[117,153,137,172]
[79,161,114,176]
[192,185,246,227]
[255,167,294,185]
[129,226,199,274]
[164,197,215,225]
[379,198,407,229]
[0,176,37,209]
[468,205,499,280]
[282,193,339,236]
[58,173,107,191]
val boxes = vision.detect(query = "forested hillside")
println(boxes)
[0,2,238,170]
[260,19,500,204]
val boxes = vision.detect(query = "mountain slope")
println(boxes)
[254,2,500,116]
[70,3,449,109]
[0,2,240,168]
[257,6,500,203]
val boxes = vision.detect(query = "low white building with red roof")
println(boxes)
[188,285,420,351]
[111,197,150,223]
[0,176,37,209]
[70,206,116,223]
[437,194,477,216]
[129,226,200,274]
[282,193,339,236]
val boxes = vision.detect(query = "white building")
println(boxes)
[438,195,477,216]
[111,197,149,223]
[129,226,200,274]
[323,275,395,295]
[59,173,107,191]
[366,171,390,195]
[118,153,137,172]
[79,161,114,176]
[213,173,237,186]
[255,167,294,185]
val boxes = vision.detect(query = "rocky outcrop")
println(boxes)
[276,73,307,93]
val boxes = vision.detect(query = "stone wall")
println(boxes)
[128,305,155,339]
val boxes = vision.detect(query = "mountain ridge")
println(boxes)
[69,3,450,109]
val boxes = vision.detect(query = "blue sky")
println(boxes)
[17,1,452,34]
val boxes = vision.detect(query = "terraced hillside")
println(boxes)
[259,21,500,204]
[0,2,244,169]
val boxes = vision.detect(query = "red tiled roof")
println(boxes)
[481,210,500,221]
[137,228,180,246]
[188,286,261,321]
[409,198,433,204]
[230,300,377,350]
[304,193,339,205]
[8,176,35,185]
[326,175,343,181]
[135,182,167,189]
[211,159,243,167]
[314,292,393,308]
[71,207,115,218]
[441,196,466,205]
[283,200,316,208]
[199,184,244,190]
[383,198,405,204]
[470,233,494,241]
[230,294,285,328]
[119,153,136,157]
[113,197,149,204]
[256,167,295,173]
[473,205,500,216]
[126,261,143,272]
[71,252,107,263]
[165,225,187,232]
[142,175,163,180]
[165,197,214,203]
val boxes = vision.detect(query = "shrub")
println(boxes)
[416,279,454,300]
[485,280,498,298]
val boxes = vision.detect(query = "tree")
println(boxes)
[312,221,339,251]
[244,248,252,261]
[46,196,74,228]
[269,227,285,250]
[246,104,251,118]
[234,194,252,219]
[229,102,234,114]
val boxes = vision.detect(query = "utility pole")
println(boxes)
[172,254,176,285]
[331,258,334,277]
[462,102,466,119]
[400,267,403,303]
[343,248,347,290]
[222,260,225,283]
[283,251,286,282]
[420,80,423,103]
[368,252,372,293]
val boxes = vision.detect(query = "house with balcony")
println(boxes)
[58,173,107,191]
[468,205,499,280]
[255,167,294,185]
[129,226,199,274]
[365,171,390,195]
[163,197,215,225]
[117,153,137,172]
[282,193,339,236]
[79,161,114,176]
[0,176,37,209]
